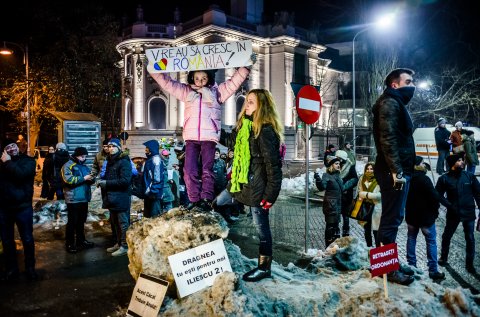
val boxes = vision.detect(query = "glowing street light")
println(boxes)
[1,41,30,156]
[352,13,395,156]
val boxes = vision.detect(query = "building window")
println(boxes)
[294,53,306,84]
[337,108,368,128]
[148,97,167,130]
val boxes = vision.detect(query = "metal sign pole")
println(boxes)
[305,123,310,252]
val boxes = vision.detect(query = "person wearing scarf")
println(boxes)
[356,162,381,247]
[372,68,416,286]
[216,89,283,282]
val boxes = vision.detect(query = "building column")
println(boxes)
[133,53,146,128]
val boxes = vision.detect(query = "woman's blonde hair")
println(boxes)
[236,89,284,142]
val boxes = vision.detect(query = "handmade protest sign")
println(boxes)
[127,273,169,317]
[168,238,232,298]
[369,243,400,277]
[145,40,253,73]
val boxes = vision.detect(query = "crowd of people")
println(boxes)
[313,68,479,287]
[1,67,478,288]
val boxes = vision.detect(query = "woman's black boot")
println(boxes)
[243,255,272,282]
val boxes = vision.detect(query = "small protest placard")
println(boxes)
[168,238,232,298]
[127,273,169,317]
[369,243,400,277]
[146,40,253,73]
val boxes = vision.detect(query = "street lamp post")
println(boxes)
[352,28,370,157]
[1,41,30,156]
[351,14,394,157]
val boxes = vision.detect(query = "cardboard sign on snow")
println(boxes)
[369,243,400,277]
[146,40,253,73]
[168,238,232,298]
[127,273,169,317]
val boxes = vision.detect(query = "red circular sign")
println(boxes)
[295,85,322,124]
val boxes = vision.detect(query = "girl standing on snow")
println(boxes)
[148,56,255,212]
[216,88,283,282]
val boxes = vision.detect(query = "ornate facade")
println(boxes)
[115,2,342,158]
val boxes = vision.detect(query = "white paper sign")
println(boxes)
[146,40,253,73]
[168,238,232,298]
[127,273,169,317]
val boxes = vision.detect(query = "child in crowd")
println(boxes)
[148,54,256,212]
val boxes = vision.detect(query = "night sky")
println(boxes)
[0,0,478,68]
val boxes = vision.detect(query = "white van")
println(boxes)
[413,124,480,170]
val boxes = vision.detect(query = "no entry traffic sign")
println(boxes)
[296,85,322,124]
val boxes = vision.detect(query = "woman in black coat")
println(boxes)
[217,88,283,282]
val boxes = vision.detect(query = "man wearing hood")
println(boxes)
[435,154,480,274]
[142,140,164,218]
[97,138,132,257]
[372,68,416,286]
[0,139,37,281]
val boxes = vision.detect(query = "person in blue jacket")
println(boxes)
[142,140,164,218]
[61,147,94,254]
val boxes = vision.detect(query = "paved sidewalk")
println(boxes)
[230,198,480,295]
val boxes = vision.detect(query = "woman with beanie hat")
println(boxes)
[61,147,94,253]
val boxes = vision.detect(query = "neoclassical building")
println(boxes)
[116,1,342,159]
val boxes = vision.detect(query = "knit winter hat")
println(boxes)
[56,142,67,150]
[108,138,122,149]
[325,155,340,167]
[455,121,463,128]
[335,150,348,162]
[446,154,462,168]
[1,138,16,151]
[73,147,88,157]
[437,118,446,125]
[102,139,110,146]
[415,156,423,166]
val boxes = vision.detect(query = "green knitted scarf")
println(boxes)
[230,118,252,193]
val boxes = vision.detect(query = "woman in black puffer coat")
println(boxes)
[217,89,283,282]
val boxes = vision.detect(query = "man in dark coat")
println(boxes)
[405,156,445,280]
[434,118,451,174]
[97,138,132,256]
[435,154,480,274]
[0,139,38,281]
[372,68,416,285]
